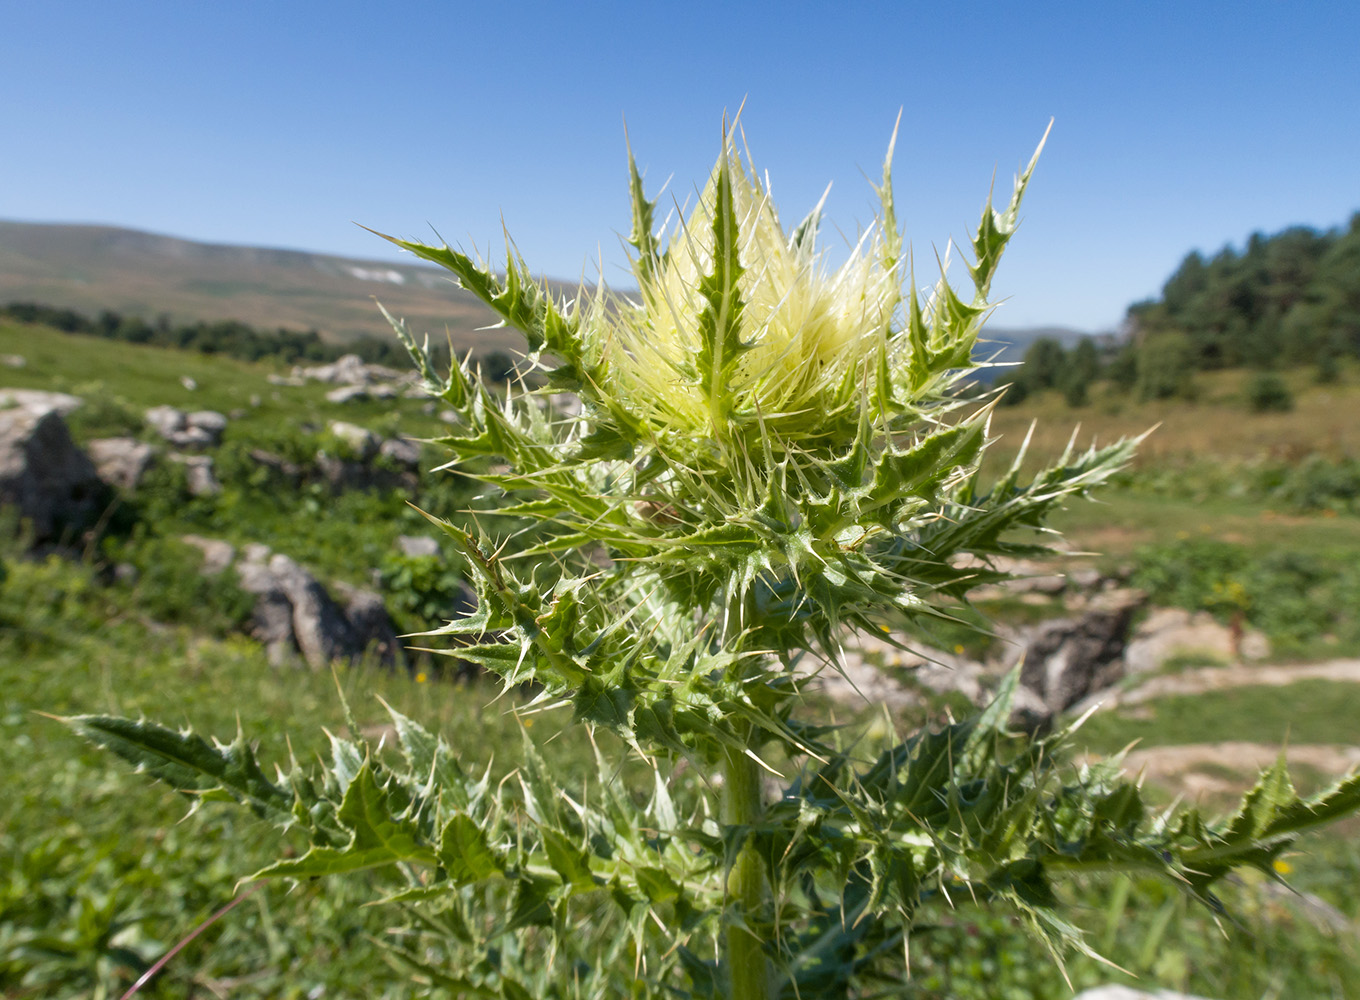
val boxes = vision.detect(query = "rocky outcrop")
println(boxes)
[0,388,83,416]
[1008,590,1145,729]
[235,545,298,666]
[88,437,156,492]
[294,354,413,401]
[328,420,380,461]
[268,553,358,667]
[297,353,403,385]
[227,543,403,669]
[378,436,422,469]
[326,383,398,403]
[335,583,403,667]
[170,453,221,496]
[145,405,227,448]
[0,407,108,543]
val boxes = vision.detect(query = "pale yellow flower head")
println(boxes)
[581,127,925,450]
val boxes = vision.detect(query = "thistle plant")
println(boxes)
[68,120,1360,999]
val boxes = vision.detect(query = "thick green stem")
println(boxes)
[723,743,770,1000]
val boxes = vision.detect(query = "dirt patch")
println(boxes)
[1117,741,1360,798]
[1099,658,1360,708]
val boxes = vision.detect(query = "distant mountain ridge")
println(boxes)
[0,220,1089,361]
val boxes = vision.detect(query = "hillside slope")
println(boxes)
[0,219,516,349]
[1,220,1087,362]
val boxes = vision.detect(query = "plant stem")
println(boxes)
[723,743,770,1000]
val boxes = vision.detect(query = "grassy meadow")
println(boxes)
[3,320,1360,997]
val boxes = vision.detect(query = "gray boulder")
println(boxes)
[327,420,380,461]
[299,353,404,386]
[0,408,107,542]
[397,534,440,558]
[236,546,299,666]
[379,436,422,469]
[180,534,236,575]
[268,553,358,668]
[170,454,221,497]
[145,405,227,448]
[88,437,156,492]
[335,583,403,668]
[1124,607,1269,672]
[1008,589,1144,729]
[325,383,398,403]
[187,410,228,440]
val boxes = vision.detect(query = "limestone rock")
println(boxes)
[0,408,107,542]
[297,354,406,386]
[235,547,297,666]
[335,583,402,668]
[187,410,228,439]
[0,388,83,416]
[170,454,221,496]
[378,436,422,469]
[268,553,357,669]
[145,405,227,448]
[88,437,156,492]
[1007,589,1144,729]
[325,383,398,403]
[327,420,379,460]
[397,534,440,558]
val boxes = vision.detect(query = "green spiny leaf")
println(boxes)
[63,715,291,818]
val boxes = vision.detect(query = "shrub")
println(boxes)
[1136,331,1197,401]
[1246,371,1294,412]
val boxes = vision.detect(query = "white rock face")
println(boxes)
[327,420,380,460]
[87,437,156,492]
[145,405,227,448]
[170,453,221,496]
[397,534,440,558]
[379,437,421,468]
[1072,987,1217,1000]
[297,354,406,386]
[0,388,83,416]
[180,534,236,575]
[1124,607,1269,673]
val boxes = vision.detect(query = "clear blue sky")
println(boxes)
[3,1,1356,332]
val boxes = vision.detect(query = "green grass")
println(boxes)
[4,323,1360,995]
[1073,680,1360,755]
[1050,489,1360,560]
[0,547,590,998]
[0,320,450,442]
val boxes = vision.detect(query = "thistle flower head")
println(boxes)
[599,132,906,441]
[378,117,1130,680]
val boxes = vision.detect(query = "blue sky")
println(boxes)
[3,1,1356,332]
